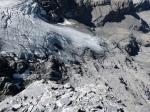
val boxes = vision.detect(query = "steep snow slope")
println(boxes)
[0,0,24,8]
[0,0,105,61]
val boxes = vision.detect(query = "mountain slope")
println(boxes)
[0,0,150,112]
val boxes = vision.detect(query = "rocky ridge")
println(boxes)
[36,0,150,27]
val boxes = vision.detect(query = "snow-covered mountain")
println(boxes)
[0,0,150,112]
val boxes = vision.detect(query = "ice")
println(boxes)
[40,20,104,53]
[0,0,105,60]
[0,0,24,8]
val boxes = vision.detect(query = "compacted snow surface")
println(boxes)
[0,0,23,8]
[0,0,150,112]
[0,0,104,60]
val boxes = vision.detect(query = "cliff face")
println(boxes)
[36,0,150,26]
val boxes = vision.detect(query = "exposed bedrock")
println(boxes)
[36,0,150,30]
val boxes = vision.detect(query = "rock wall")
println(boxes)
[36,0,150,26]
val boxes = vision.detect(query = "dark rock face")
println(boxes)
[36,0,150,28]
[1,82,19,95]
[0,56,14,77]
[36,0,73,23]
[0,55,29,77]
[134,0,150,11]
[49,58,65,81]
[0,77,23,101]
[125,37,140,56]
[111,0,133,12]
[15,61,28,74]
[0,56,26,101]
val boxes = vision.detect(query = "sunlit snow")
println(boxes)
[0,0,24,8]
[0,0,105,60]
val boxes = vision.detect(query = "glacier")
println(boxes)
[0,0,105,61]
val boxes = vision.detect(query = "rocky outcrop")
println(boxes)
[133,0,150,11]
[0,81,127,112]
[0,55,27,101]
[111,0,133,11]
[125,36,140,56]
[34,0,150,30]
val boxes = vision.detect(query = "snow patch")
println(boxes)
[0,0,105,61]
[0,0,24,8]
[58,19,75,26]
[34,18,104,53]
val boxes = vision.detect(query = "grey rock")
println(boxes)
[35,0,150,27]
[111,0,133,12]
